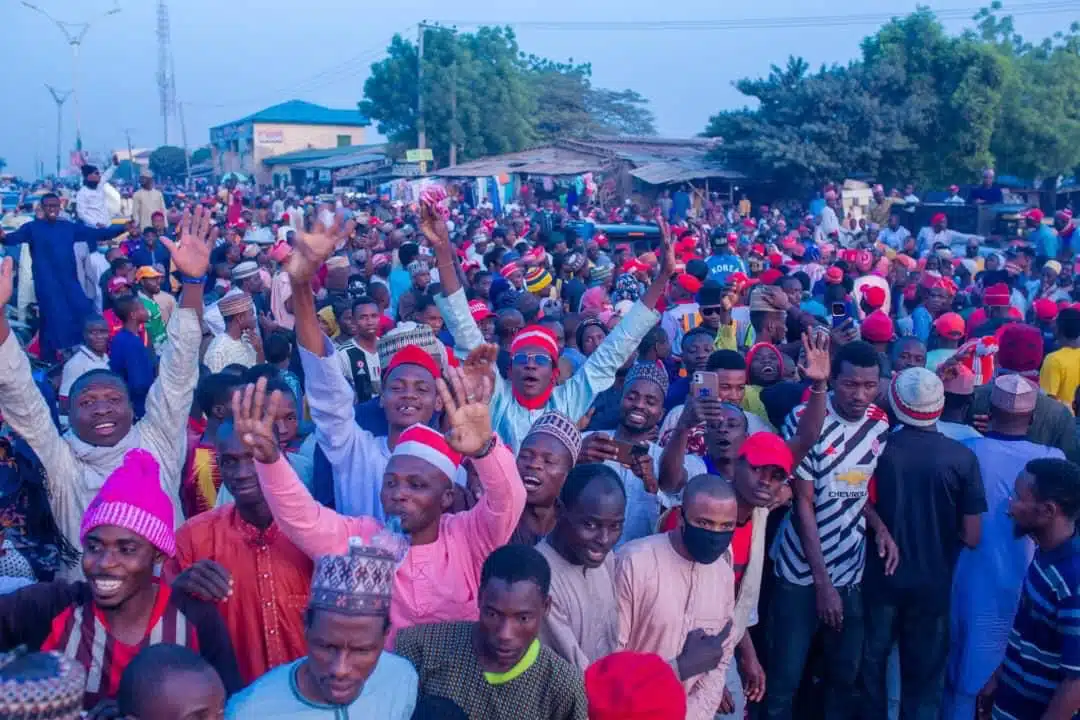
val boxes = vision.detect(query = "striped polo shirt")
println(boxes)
[993,534,1080,719]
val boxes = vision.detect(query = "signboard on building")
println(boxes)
[406,149,434,163]
[256,130,285,144]
[210,122,252,145]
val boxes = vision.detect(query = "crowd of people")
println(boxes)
[0,163,1076,720]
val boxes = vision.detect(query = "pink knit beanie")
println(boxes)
[80,449,176,557]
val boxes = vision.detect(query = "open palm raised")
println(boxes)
[437,365,494,457]
[286,217,355,283]
[160,205,215,279]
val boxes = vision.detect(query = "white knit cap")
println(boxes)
[889,367,944,428]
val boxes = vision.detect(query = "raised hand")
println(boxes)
[419,199,451,252]
[655,209,676,275]
[0,257,13,307]
[461,344,498,401]
[161,205,214,278]
[231,378,283,464]
[798,330,831,383]
[286,216,346,284]
[437,365,494,457]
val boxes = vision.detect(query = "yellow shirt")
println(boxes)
[1040,346,1080,413]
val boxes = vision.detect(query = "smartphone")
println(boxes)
[691,371,720,399]
[612,440,649,467]
[831,302,848,329]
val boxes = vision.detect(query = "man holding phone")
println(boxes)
[578,362,701,547]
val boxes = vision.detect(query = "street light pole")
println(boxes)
[22,2,121,151]
[44,84,72,176]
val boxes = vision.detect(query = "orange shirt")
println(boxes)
[164,506,313,685]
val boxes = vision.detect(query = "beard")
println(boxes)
[84,180,99,189]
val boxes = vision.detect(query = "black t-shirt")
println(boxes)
[864,427,987,610]
[562,277,587,313]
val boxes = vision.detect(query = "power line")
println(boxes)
[440,2,1080,31]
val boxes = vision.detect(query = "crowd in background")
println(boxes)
[0,163,1076,720]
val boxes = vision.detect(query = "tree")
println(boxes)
[587,88,657,136]
[148,145,187,181]
[0,157,7,174]
[700,5,1080,191]
[190,147,211,165]
[359,26,655,166]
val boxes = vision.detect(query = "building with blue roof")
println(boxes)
[209,100,370,185]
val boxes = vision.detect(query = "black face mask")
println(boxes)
[681,514,734,564]
[84,180,99,190]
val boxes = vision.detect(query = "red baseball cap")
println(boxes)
[825,267,844,284]
[1033,297,1059,322]
[738,432,794,475]
[932,312,965,340]
[469,299,495,322]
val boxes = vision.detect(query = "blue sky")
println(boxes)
[0,0,1071,176]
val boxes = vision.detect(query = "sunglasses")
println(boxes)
[512,352,553,368]
[700,306,725,317]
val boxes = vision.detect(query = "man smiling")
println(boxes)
[395,544,588,719]
[0,207,213,576]
[0,450,241,713]
[538,464,627,670]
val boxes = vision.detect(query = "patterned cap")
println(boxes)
[407,260,428,277]
[589,264,614,286]
[990,374,1038,414]
[525,411,583,462]
[748,285,791,313]
[623,361,670,398]
[309,538,395,617]
[218,292,254,318]
[230,261,259,282]
[564,252,586,273]
[524,267,553,293]
[0,650,87,720]
[377,321,445,372]
[889,367,944,428]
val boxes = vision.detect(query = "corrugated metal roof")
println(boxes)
[293,153,387,171]
[213,100,369,130]
[435,145,612,178]
[630,160,743,185]
[263,144,388,167]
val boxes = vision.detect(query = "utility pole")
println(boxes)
[44,84,72,176]
[23,2,121,151]
[123,128,135,184]
[449,58,457,166]
[178,101,191,189]
[416,22,426,155]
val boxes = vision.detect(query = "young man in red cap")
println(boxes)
[916,212,980,258]
[927,312,966,371]
[969,282,1020,338]
[422,202,672,451]
[661,272,704,353]
[0,450,241,713]
[283,227,458,522]
[234,365,526,643]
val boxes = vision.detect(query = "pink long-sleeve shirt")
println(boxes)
[254,440,526,642]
